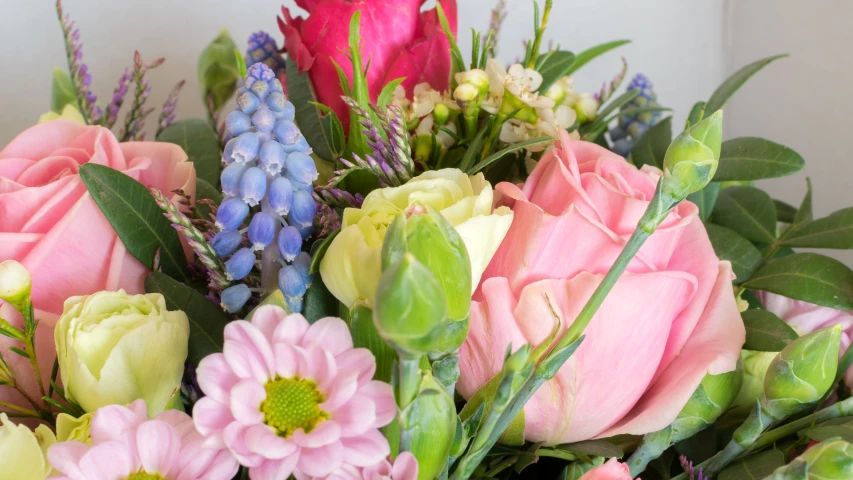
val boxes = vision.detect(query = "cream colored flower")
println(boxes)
[320,169,513,308]
[56,412,93,444]
[38,104,86,125]
[482,59,555,115]
[0,414,56,480]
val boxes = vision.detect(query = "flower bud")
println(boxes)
[768,440,853,480]
[0,413,56,478]
[248,212,276,250]
[671,366,743,442]
[280,101,296,121]
[290,190,317,228]
[220,161,249,198]
[282,136,311,154]
[225,110,252,136]
[733,350,777,407]
[215,197,249,231]
[662,110,722,199]
[273,119,301,146]
[293,252,313,286]
[225,247,256,281]
[400,371,456,480]
[279,265,307,301]
[286,172,313,192]
[285,152,319,185]
[197,28,239,112]
[457,68,490,97]
[267,92,286,113]
[237,91,261,115]
[259,140,286,176]
[252,105,276,133]
[572,93,599,124]
[0,260,31,309]
[762,325,842,421]
[454,83,479,108]
[239,166,267,207]
[222,137,237,165]
[269,176,294,215]
[210,230,243,258]
[374,253,450,356]
[277,226,303,262]
[220,284,252,313]
[382,204,471,328]
[231,132,260,164]
[433,103,451,126]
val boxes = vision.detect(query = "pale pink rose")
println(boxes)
[458,132,745,444]
[192,307,396,479]
[759,291,853,386]
[48,399,238,480]
[579,458,635,480]
[0,119,196,318]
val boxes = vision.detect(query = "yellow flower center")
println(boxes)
[126,472,166,480]
[261,376,328,437]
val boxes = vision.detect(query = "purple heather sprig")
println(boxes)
[314,198,341,238]
[679,456,708,480]
[55,0,102,124]
[485,0,507,54]
[595,56,628,104]
[315,185,363,209]
[103,67,132,129]
[119,51,165,142]
[156,80,186,137]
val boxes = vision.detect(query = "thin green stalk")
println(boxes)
[397,356,423,452]
[0,399,40,417]
[752,396,853,451]
[484,456,518,477]
[538,448,579,461]
[526,0,553,68]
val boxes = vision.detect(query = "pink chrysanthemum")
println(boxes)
[192,306,396,479]
[47,399,238,480]
[309,452,419,480]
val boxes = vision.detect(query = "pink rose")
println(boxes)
[760,291,853,386]
[278,0,457,130]
[458,132,744,444]
[579,459,635,480]
[0,120,196,318]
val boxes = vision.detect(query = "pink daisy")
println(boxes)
[306,452,419,480]
[192,306,397,479]
[47,399,238,480]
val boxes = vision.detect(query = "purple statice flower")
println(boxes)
[55,0,101,124]
[679,456,708,480]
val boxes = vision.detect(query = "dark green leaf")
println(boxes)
[303,276,339,324]
[714,137,804,181]
[556,440,623,459]
[468,137,552,174]
[774,200,797,224]
[705,224,762,283]
[378,78,405,108]
[743,253,853,309]
[792,178,813,227]
[156,119,222,186]
[687,101,706,126]
[782,207,853,249]
[51,67,77,113]
[197,29,240,111]
[718,449,785,480]
[194,178,222,221]
[596,90,640,122]
[807,420,853,443]
[348,303,394,383]
[286,57,338,162]
[688,182,721,222]
[536,50,577,94]
[742,309,798,351]
[79,163,188,280]
[565,40,630,77]
[309,229,340,274]
[705,55,788,114]
[144,272,230,365]
[310,102,346,155]
[712,186,777,243]
[630,117,672,168]
[436,2,466,84]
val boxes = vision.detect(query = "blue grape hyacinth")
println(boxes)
[609,73,663,157]
[246,31,286,78]
[213,62,317,313]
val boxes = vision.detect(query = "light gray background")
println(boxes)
[1,0,849,261]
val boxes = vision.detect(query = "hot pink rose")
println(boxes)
[458,132,745,444]
[278,0,457,130]
[579,459,634,480]
[0,120,196,318]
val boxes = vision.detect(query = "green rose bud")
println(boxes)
[400,371,457,480]
[661,110,723,200]
[373,253,451,356]
[733,350,777,407]
[768,440,853,480]
[0,260,31,311]
[762,325,842,421]
[55,290,190,416]
[671,366,744,442]
[197,28,240,111]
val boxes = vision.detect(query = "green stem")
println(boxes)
[484,456,518,477]
[0,399,39,417]
[538,448,579,461]
[526,0,552,68]
[752,396,853,451]
[397,356,422,452]
[627,427,673,477]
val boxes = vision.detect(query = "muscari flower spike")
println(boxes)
[609,73,663,157]
[246,31,287,78]
[215,62,317,314]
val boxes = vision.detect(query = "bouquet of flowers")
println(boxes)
[3,1,853,479]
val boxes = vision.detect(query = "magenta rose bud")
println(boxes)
[239,166,267,207]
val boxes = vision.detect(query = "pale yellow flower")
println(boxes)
[38,104,86,125]
[0,414,56,480]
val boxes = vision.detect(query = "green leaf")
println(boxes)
[557,440,623,459]
[197,28,240,111]
[234,48,247,77]
[714,137,804,181]
[712,186,777,243]
[51,67,77,113]
[286,57,338,163]
[743,253,853,309]
[782,207,853,249]
[718,449,785,480]
[774,199,797,224]
[303,276,339,324]
[565,40,630,76]
[705,55,788,114]
[793,178,813,227]
[347,303,395,383]
[377,78,405,108]
[536,50,577,94]
[309,229,340,274]
[687,182,721,222]
[467,137,552,174]
[687,101,706,126]
[595,90,639,122]
[156,118,222,187]
[705,224,762,283]
[807,419,853,443]
[436,1,466,86]
[630,117,672,168]
[79,163,188,281]
[310,102,346,156]
[742,309,798,352]
[194,178,222,220]
[144,272,230,365]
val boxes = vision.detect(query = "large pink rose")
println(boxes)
[0,120,196,318]
[458,132,744,444]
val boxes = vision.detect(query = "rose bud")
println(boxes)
[215,197,250,231]
[0,260,32,311]
[767,439,853,480]
[662,110,723,200]
[239,166,267,207]
[248,212,276,251]
[210,230,243,258]
[400,371,456,480]
[220,284,252,313]
[373,253,449,357]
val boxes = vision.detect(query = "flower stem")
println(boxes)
[752,396,853,451]
[0,399,40,417]
[627,427,673,477]
[397,356,422,452]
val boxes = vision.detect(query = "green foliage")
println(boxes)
[631,117,673,169]
[712,186,777,244]
[565,40,631,76]
[286,57,339,163]
[743,253,853,309]
[742,309,799,352]
[688,182,721,222]
[782,207,853,249]
[197,28,240,111]
[714,137,805,181]
[718,449,785,480]
[50,67,77,113]
[705,55,788,114]
[156,118,222,186]
[705,224,762,283]
[536,50,576,93]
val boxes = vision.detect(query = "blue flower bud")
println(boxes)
[222,137,237,165]
[225,110,252,137]
[609,125,627,142]
[285,296,303,313]
[250,79,269,102]
[248,212,276,250]
[210,230,243,257]
[277,226,303,262]
[225,247,256,281]
[281,136,311,154]
[273,120,301,145]
[293,251,313,286]
[294,221,314,240]
[259,140,286,176]
[251,105,276,133]
[220,284,251,313]
[267,92,286,113]
[231,132,260,164]
[290,190,316,228]
[627,122,648,139]
[240,167,267,207]
[215,197,249,230]
[279,264,307,299]
[279,101,296,121]
[237,91,260,115]
[285,152,319,185]
[270,78,283,93]
[220,162,249,197]
[268,176,294,215]
[612,138,633,157]
[285,172,313,192]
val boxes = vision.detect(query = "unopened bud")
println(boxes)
[400,371,456,480]
[457,69,490,97]
[0,260,31,310]
[572,93,599,124]
[762,325,842,421]
[454,83,480,110]
[671,366,743,442]
[433,103,451,126]
[661,110,722,199]
[768,439,853,480]
[198,29,240,111]
[733,350,777,407]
